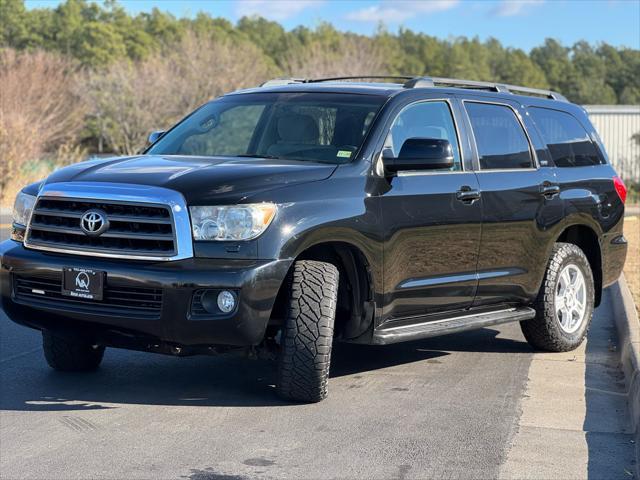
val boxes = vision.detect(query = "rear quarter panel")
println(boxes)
[554,164,627,288]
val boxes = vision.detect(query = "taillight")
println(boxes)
[613,176,627,204]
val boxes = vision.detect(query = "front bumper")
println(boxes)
[0,240,291,349]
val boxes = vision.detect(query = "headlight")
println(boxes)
[12,191,36,227]
[189,203,277,241]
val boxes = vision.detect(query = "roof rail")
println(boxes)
[307,76,415,83]
[404,76,568,101]
[261,76,415,86]
[260,78,307,87]
[259,75,568,102]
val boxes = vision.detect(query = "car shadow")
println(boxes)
[331,326,532,377]
[1,326,532,412]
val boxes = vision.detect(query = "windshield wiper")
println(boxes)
[235,154,282,160]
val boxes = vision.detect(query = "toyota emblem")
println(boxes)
[80,210,109,236]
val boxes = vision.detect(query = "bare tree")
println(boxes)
[82,31,275,155]
[0,49,85,201]
[282,35,390,79]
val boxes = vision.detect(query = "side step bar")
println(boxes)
[372,307,536,345]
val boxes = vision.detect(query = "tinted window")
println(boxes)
[147,93,385,164]
[466,102,533,169]
[529,107,602,167]
[180,105,265,156]
[385,101,462,171]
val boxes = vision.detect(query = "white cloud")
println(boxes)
[346,0,459,23]
[236,0,324,21]
[490,0,545,17]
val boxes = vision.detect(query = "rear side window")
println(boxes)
[528,107,602,167]
[465,102,533,170]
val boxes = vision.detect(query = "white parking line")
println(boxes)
[0,348,41,364]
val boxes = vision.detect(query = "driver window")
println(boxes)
[385,101,462,171]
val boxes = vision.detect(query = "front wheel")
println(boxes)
[43,330,105,371]
[276,260,339,403]
[521,242,595,352]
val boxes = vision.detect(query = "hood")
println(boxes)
[44,155,337,204]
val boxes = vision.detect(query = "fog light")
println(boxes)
[198,289,237,315]
[217,290,236,313]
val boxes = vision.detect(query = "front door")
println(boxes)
[379,99,482,322]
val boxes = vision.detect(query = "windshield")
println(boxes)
[146,92,386,164]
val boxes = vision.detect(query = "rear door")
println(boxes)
[378,96,482,321]
[460,97,562,306]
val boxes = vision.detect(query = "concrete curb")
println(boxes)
[610,275,640,474]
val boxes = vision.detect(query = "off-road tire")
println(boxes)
[276,260,339,403]
[42,330,105,371]
[520,242,595,352]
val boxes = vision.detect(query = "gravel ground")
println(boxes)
[624,214,639,315]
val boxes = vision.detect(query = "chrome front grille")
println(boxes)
[27,198,176,257]
[23,183,194,261]
[26,198,176,258]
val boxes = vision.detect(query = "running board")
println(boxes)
[372,307,536,345]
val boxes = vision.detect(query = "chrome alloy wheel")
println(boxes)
[555,264,587,334]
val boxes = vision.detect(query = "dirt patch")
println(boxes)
[623,215,640,316]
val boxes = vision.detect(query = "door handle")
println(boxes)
[540,183,560,198]
[456,187,481,204]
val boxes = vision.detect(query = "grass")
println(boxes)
[623,214,640,315]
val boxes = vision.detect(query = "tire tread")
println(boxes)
[276,260,339,402]
[521,242,594,352]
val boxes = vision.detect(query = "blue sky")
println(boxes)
[25,0,640,51]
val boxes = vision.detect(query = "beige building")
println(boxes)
[585,105,640,184]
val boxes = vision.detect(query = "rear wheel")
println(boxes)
[276,260,339,403]
[42,330,105,371]
[521,242,595,352]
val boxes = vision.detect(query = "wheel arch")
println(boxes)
[270,240,376,342]
[555,223,603,306]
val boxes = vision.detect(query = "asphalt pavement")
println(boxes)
[0,223,636,480]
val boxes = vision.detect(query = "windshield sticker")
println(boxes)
[337,150,353,159]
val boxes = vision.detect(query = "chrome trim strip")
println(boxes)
[396,268,525,290]
[24,182,194,261]
[475,168,537,173]
[398,272,477,289]
[397,170,471,177]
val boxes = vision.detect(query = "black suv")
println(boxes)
[1,76,628,402]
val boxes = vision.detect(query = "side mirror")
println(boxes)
[148,130,165,144]
[384,138,454,173]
